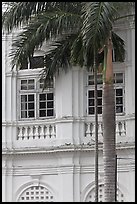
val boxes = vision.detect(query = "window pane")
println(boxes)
[47,93,53,100]
[21,95,27,102]
[89,99,94,106]
[88,107,94,114]
[21,85,27,90]
[88,75,94,85]
[97,90,102,97]
[116,97,123,104]
[30,56,44,69]
[21,111,27,118]
[116,89,123,96]
[28,79,35,89]
[115,73,123,83]
[40,102,46,109]
[98,107,102,114]
[47,109,53,116]
[28,95,34,101]
[28,103,34,109]
[40,110,46,117]
[47,101,53,108]
[40,94,46,101]
[21,80,27,90]
[28,111,34,118]
[21,80,27,84]
[88,90,94,98]
[28,79,34,84]
[97,98,102,105]
[21,103,27,110]
[116,106,123,113]
[97,74,103,84]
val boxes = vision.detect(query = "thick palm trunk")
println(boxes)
[94,50,98,202]
[102,35,116,202]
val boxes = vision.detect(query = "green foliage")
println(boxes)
[2,2,133,84]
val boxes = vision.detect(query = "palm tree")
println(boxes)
[2,2,134,202]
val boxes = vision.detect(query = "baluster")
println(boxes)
[98,123,103,143]
[120,121,126,137]
[34,125,39,139]
[92,123,95,137]
[51,125,56,138]
[116,122,120,138]
[29,126,34,140]
[39,125,45,139]
[46,125,50,138]
[24,126,28,140]
[18,127,23,140]
[85,123,91,137]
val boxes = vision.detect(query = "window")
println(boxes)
[19,77,54,120]
[20,56,44,70]
[87,72,124,115]
[18,186,54,202]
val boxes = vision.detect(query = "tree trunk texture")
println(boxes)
[103,83,116,202]
[102,34,116,202]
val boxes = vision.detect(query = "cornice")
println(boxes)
[2,142,135,156]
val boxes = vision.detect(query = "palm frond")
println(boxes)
[81,2,117,51]
[2,2,82,33]
[9,10,82,69]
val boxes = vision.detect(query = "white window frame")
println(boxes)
[18,75,55,121]
[87,71,125,116]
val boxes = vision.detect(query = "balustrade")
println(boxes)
[17,124,56,140]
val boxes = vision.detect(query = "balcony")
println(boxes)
[2,114,134,152]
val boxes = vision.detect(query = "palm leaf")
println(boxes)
[81,2,117,51]
[9,10,82,69]
[2,2,82,33]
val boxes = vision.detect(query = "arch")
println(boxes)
[15,180,57,202]
[81,180,127,202]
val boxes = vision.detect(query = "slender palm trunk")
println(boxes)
[94,50,98,202]
[102,34,116,202]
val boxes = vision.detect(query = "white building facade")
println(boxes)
[2,17,135,202]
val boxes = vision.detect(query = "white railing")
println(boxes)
[17,123,56,140]
[85,120,126,144]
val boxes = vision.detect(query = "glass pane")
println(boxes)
[97,98,102,105]
[21,95,27,102]
[47,109,53,116]
[116,89,123,96]
[28,103,34,109]
[47,93,53,100]
[28,79,34,84]
[97,74,103,84]
[21,85,27,90]
[98,107,102,114]
[21,103,27,110]
[116,106,123,113]
[40,102,46,109]
[89,99,94,106]
[39,110,46,117]
[40,94,46,101]
[88,75,94,85]
[30,56,44,69]
[21,80,27,85]
[115,73,123,83]
[28,111,34,118]
[28,95,34,101]
[28,84,35,90]
[97,90,102,97]
[47,101,53,108]
[88,107,94,115]
[21,111,27,118]
[116,97,123,105]
[88,90,94,98]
